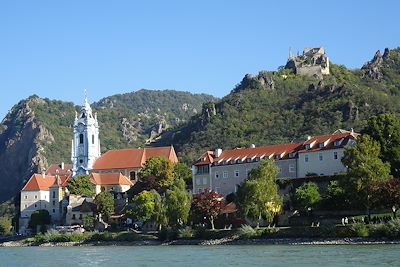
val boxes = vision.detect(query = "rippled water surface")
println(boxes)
[1,245,399,267]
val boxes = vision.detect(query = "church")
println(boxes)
[19,93,178,233]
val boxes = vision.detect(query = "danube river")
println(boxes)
[0,245,398,266]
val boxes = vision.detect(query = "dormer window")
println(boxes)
[319,143,324,148]
[254,157,260,162]
[275,155,281,160]
[236,159,242,164]
[246,158,251,163]
[305,144,311,150]
[289,153,296,158]
[334,140,341,146]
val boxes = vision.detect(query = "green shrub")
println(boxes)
[350,224,369,237]
[34,233,46,243]
[88,231,114,241]
[178,227,194,239]
[114,232,143,242]
[158,228,178,241]
[237,225,259,239]
[384,219,400,239]
[261,227,279,237]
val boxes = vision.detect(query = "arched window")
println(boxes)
[79,134,84,144]
[92,134,95,144]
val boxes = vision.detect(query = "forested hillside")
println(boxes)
[158,48,400,163]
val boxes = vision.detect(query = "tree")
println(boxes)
[28,210,50,232]
[342,135,391,219]
[293,182,321,213]
[321,180,349,210]
[375,179,400,218]
[67,176,95,197]
[363,114,400,177]
[165,178,192,228]
[138,157,175,192]
[173,163,193,186]
[83,215,95,231]
[236,160,282,226]
[94,191,114,222]
[0,217,12,236]
[151,191,168,230]
[191,190,224,230]
[127,190,156,223]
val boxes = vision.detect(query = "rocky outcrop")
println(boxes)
[0,96,51,202]
[362,50,385,79]
[233,72,275,93]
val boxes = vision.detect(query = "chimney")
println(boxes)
[42,172,45,178]
[307,136,312,140]
[61,162,64,170]
[214,148,222,158]
[250,144,256,148]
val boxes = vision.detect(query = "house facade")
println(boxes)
[192,130,358,196]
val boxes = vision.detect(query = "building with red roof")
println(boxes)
[92,146,178,181]
[192,130,358,196]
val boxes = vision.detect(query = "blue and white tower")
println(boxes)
[71,90,101,176]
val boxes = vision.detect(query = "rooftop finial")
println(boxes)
[84,89,88,105]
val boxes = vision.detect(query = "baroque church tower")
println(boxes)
[71,91,101,176]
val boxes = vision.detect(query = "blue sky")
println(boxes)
[1,0,399,120]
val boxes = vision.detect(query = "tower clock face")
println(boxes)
[77,123,85,132]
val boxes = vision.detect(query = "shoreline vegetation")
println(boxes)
[2,222,400,247]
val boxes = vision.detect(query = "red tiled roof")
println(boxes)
[195,143,301,166]
[46,163,73,176]
[90,173,133,186]
[22,174,56,191]
[193,130,359,166]
[92,146,178,170]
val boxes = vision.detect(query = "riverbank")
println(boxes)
[2,237,400,247]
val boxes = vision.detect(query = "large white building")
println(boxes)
[71,91,101,176]
[192,130,359,196]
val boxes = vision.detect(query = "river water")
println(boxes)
[0,245,398,266]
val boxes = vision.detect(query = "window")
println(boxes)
[202,177,207,185]
[246,158,251,163]
[72,214,76,220]
[234,170,239,177]
[289,153,296,158]
[334,140,341,146]
[319,143,325,148]
[52,191,56,198]
[289,164,295,173]
[223,171,228,179]
[334,151,338,160]
[305,144,311,150]
[196,178,201,185]
[198,188,202,194]
[305,154,309,162]
[53,200,56,206]
[79,134,84,144]
[214,187,220,193]
[35,195,37,199]
[34,204,37,208]
[44,195,47,199]
[92,134,95,144]
[277,167,282,173]
[197,165,209,175]
[52,209,55,213]
[24,195,27,199]
[79,214,83,219]
[215,172,219,179]
[24,204,27,208]
[236,159,242,164]
[319,153,323,161]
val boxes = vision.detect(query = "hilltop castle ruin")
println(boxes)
[285,47,330,78]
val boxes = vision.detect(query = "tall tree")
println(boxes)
[191,190,224,230]
[127,190,156,223]
[342,135,391,219]
[94,191,114,222]
[236,160,282,226]
[363,114,400,177]
[165,178,192,228]
[375,179,400,218]
[151,191,168,230]
[138,157,175,192]
[67,176,95,197]
[293,182,321,213]
[173,163,193,186]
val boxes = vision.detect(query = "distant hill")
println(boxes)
[156,48,400,163]
[0,89,216,202]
